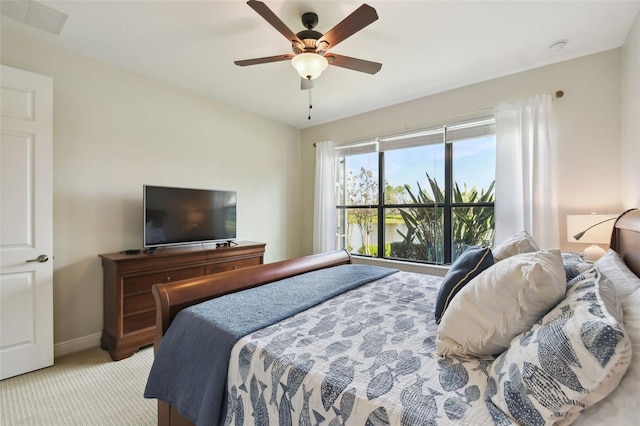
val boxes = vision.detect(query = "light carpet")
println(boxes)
[0,346,156,425]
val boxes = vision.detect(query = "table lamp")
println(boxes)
[567,214,618,262]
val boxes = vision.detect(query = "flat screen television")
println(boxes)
[143,185,237,248]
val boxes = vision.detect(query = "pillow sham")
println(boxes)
[487,268,631,426]
[492,230,539,262]
[572,287,640,425]
[434,246,494,324]
[436,249,566,358]
[595,249,640,301]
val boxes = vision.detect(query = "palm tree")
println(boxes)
[397,173,495,263]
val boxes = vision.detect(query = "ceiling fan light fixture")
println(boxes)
[291,52,328,80]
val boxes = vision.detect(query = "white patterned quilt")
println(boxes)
[224,271,512,426]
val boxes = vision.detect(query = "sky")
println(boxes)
[344,135,496,200]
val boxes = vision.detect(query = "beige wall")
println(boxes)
[1,31,303,353]
[301,49,625,256]
[2,17,637,353]
[621,11,640,209]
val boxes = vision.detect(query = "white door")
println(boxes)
[0,65,54,380]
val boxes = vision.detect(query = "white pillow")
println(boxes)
[595,249,640,301]
[572,286,640,425]
[492,230,540,262]
[488,268,632,425]
[436,249,566,357]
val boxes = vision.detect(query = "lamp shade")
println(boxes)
[566,214,617,244]
[291,53,328,80]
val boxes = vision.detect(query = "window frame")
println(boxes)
[335,116,496,265]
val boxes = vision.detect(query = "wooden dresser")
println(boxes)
[99,241,265,360]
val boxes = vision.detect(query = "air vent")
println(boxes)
[1,0,68,35]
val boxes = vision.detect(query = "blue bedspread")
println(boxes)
[144,264,398,425]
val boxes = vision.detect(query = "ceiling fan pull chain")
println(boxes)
[308,87,313,120]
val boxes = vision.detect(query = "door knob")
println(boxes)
[26,254,49,263]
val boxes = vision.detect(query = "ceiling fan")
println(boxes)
[234,0,382,87]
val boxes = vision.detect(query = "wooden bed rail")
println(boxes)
[151,249,351,351]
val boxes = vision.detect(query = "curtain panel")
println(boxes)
[313,141,337,253]
[494,94,560,248]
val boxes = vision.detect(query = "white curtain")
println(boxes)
[313,141,336,253]
[494,94,559,248]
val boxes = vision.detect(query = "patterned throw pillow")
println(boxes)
[572,287,640,424]
[434,246,494,323]
[562,252,592,282]
[492,230,539,262]
[487,268,631,426]
[437,249,566,357]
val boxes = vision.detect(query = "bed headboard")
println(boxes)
[610,208,640,278]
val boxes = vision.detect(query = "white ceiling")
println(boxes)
[2,0,640,129]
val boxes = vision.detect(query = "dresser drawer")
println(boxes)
[112,252,206,275]
[123,310,155,335]
[123,292,155,316]
[122,266,206,296]
[205,257,261,274]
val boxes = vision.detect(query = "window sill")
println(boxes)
[351,256,449,277]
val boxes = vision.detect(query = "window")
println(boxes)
[336,117,495,265]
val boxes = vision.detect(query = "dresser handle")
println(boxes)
[233,265,238,270]
[164,276,171,282]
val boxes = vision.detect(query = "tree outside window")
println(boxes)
[346,167,378,255]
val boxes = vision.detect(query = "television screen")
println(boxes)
[144,185,237,248]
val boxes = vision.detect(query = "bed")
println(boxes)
[145,208,640,426]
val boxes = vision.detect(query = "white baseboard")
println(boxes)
[54,332,102,358]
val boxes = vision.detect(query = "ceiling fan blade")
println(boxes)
[247,0,303,47]
[325,53,382,75]
[317,4,378,50]
[300,78,314,90]
[234,54,294,67]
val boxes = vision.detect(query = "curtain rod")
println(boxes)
[313,89,564,147]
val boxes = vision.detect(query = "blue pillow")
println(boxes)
[435,246,494,323]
